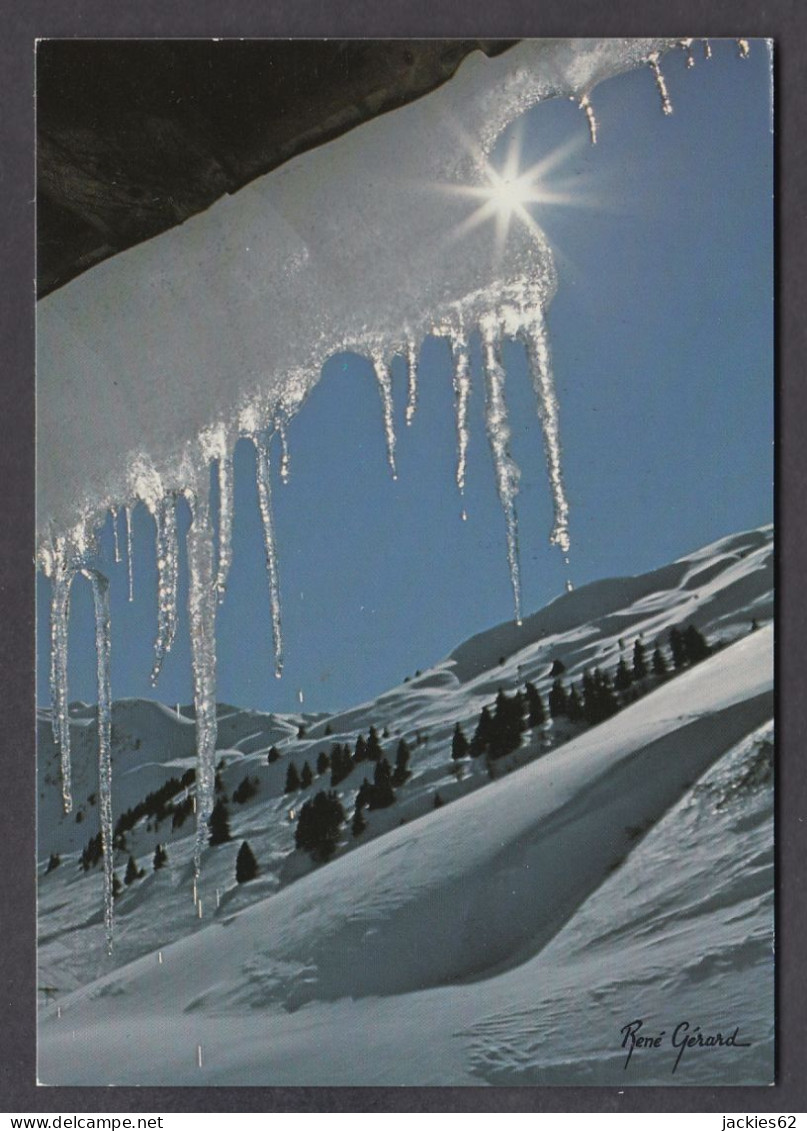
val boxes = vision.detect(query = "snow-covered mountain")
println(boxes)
[37,524,773,1085]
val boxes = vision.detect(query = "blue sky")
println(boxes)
[37,39,773,715]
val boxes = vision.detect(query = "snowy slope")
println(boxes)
[37,526,773,1085]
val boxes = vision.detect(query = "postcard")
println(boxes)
[35,37,773,1087]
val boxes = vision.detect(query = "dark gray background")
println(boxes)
[2,0,804,1114]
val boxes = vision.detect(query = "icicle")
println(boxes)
[679,38,695,69]
[275,416,291,485]
[371,352,397,478]
[737,39,750,59]
[579,94,598,144]
[185,482,219,879]
[150,495,179,686]
[49,548,75,813]
[124,505,134,602]
[702,38,712,60]
[481,323,522,624]
[521,309,571,556]
[110,507,122,563]
[648,52,674,116]
[252,432,284,678]
[405,337,419,426]
[451,324,472,500]
[214,450,234,602]
[81,568,114,955]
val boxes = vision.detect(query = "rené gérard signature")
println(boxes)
[620,1018,752,1074]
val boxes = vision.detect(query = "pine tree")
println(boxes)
[451,723,469,761]
[548,678,568,718]
[614,657,633,693]
[267,746,280,764]
[550,658,566,677]
[652,646,669,678]
[153,844,168,871]
[433,792,444,809]
[351,806,367,837]
[208,798,232,845]
[369,758,396,808]
[632,638,648,681]
[469,706,494,757]
[366,726,383,762]
[301,761,314,789]
[284,762,300,793]
[124,854,143,886]
[316,749,330,776]
[392,738,411,785]
[683,624,710,665]
[524,681,546,728]
[45,852,61,874]
[669,626,687,670]
[112,873,123,899]
[235,840,258,884]
[295,791,346,862]
[567,685,584,722]
[354,734,368,763]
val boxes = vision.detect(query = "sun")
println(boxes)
[439,128,588,265]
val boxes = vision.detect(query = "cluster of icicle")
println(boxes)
[39,35,749,950]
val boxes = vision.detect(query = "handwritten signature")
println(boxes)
[620,1018,751,1074]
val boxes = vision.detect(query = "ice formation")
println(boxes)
[38,37,696,936]
[149,494,179,686]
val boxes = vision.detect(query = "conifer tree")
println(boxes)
[235,840,258,884]
[550,658,566,677]
[615,657,633,693]
[153,844,168,871]
[632,638,648,681]
[524,681,546,728]
[669,626,687,670]
[683,624,710,664]
[351,805,367,837]
[392,738,411,785]
[354,734,368,763]
[366,726,383,762]
[652,646,669,678]
[295,790,346,862]
[45,852,61,874]
[548,678,568,718]
[567,685,584,722]
[301,761,314,789]
[284,762,300,793]
[433,792,444,809]
[451,723,469,761]
[208,798,232,845]
[124,854,143,886]
[469,706,494,757]
[267,746,280,764]
[316,749,330,776]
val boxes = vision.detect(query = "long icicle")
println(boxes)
[405,337,419,426]
[522,309,571,556]
[648,52,674,116]
[110,507,121,563]
[150,494,179,686]
[481,323,522,624]
[579,94,598,143]
[451,321,472,508]
[124,505,134,603]
[185,482,219,881]
[252,432,284,679]
[372,352,397,478]
[214,450,234,602]
[275,415,291,485]
[81,568,114,954]
[49,547,75,813]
